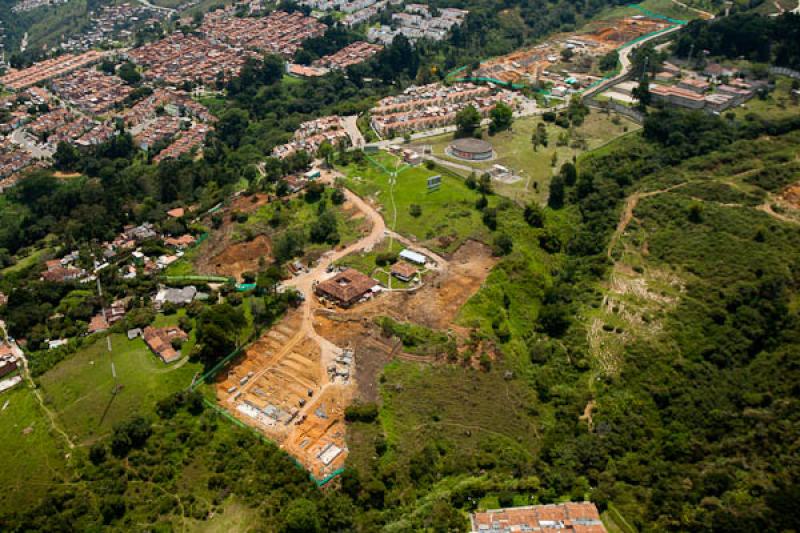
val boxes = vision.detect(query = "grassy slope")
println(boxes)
[0,386,68,516]
[593,0,708,21]
[338,153,493,254]
[37,333,201,445]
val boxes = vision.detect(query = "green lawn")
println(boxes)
[242,189,365,255]
[734,76,800,121]
[37,333,202,445]
[338,154,493,254]
[412,112,640,204]
[335,238,419,288]
[0,386,69,516]
[594,0,707,21]
[0,246,49,277]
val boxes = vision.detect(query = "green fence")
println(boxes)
[187,327,346,487]
[366,154,410,176]
[165,274,234,284]
[445,3,687,92]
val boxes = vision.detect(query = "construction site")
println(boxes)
[214,309,355,480]
[202,162,501,482]
[466,15,674,90]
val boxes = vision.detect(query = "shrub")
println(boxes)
[493,234,513,256]
[375,251,398,266]
[344,402,379,423]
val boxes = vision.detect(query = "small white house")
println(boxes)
[399,249,427,265]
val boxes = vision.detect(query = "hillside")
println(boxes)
[1,2,800,531]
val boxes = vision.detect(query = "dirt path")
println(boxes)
[607,184,686,260]
[668,0,715,19]
[758,202,800,225]
[1,322,76,450]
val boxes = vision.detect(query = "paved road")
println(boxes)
[10,129,52,159]
[134,0,176,14]
[343,115,365,149]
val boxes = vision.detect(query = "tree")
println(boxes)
[217,108,249,148]
[426,500,468,532]
[524,203,545,227]
[117,62,141,85]
[274,229,305,262]
[110,416,152,457]
[560,47,575,62]
[331,188,345,205]
[482,208,497,230]
[194,303,247,369]
[318,141,334,168]
[489,102,513,134]
[89,443,107,464]
[559,162,577,186]
[537,303,571,337]
[409,204,422,217]
[548,175,565,209]
[455,105,481,138]
[493,233,513,256]
[282,498,321,533]
[478,173,493,194]
[310,210,339,244]
[257,266,283,294]
[53,141,80,171]
[532,122,548,151]
[632,73,651,110]
[599,51,619,72]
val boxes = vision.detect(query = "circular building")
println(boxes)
[448,138,494,161]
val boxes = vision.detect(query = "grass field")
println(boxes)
[0,386,68,516]
[37,333,202,445]
[377,360,541,474]
[242,190,365,254]
[594,0,708,21]
[734,77,800,121]
[0,246,49,277]
[338,154,493,254]
[411,113,640,204]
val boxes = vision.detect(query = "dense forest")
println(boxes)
[673,13,800,68]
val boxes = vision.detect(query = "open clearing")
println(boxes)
[191,190,369,280]
[411,112,640,204]
[205,234,273,281]
[0,387,68,516]
[209,173,498,479]
[37,333,202,445]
